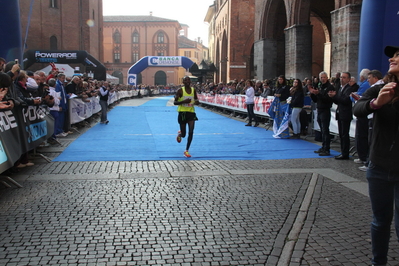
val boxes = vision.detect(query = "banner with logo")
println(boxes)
[0,105,54,173]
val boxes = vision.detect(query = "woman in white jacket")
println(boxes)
[244,79,259,127]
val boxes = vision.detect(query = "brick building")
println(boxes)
[207,0,255,83]
[19,0,103,71]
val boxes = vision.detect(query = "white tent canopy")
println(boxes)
[39,63,75,77]
[106,73,119,84]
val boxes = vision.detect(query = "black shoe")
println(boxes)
[314,148,324,153]
[105,120,109,124]
[335,154,349,160]
[254,122,259,127]
[245,123,252,126]
[319,150,330,156]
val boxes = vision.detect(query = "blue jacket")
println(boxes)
[56,79,69,111]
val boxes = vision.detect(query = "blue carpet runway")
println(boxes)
[53,96,338,161]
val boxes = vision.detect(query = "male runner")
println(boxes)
[174,76,199,158]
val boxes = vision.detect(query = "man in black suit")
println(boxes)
[328,72,354,160]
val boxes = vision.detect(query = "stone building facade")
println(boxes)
[253,0,362,81]
[207,0,363,83]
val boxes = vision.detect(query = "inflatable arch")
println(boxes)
[127,56,195,85]
[358,0,399,75]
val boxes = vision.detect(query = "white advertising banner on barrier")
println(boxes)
[198,93,356,138]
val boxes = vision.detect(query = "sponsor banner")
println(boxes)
[197,94,274,114]
[148,56,182,67]
[0,105,54,173]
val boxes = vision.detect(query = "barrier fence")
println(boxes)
[197,93,356,138]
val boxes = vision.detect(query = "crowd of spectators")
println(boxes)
[0,58,135,173]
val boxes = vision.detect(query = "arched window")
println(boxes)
[132,52,139,63]
[113,30,121,44]
[114,52,120,63]
[132,32,139,43]
[50,36,58,50]
[157,32,164,43]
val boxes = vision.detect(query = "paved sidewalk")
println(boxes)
[1,97,398,265]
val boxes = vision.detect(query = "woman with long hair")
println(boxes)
[267,75,291,138]
[289,79,304,139]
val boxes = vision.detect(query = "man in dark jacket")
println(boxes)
[328,72,355,159]
[309,71,335,156]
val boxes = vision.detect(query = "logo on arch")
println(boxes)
[128,74,137,85]
[148,56,182,67]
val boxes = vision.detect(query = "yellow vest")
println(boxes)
[177,87,195,113]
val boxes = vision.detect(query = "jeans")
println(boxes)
[290,107,301,134]
[246,103,258,124]
[100,100,108,122]
[317,109,331,151]
[367,162,399,266]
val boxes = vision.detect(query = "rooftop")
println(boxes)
[104,15,179,23]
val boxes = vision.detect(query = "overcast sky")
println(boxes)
[102,0,214,45]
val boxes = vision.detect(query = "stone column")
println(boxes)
[284,24,313,80]
[331,4,361,76]
[254,38,278,80]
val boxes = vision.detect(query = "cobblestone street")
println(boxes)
[1,100,398,265]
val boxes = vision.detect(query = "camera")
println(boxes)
[15,59,18,65]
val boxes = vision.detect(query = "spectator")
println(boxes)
[55,73,69,137]
[99,81,111,124]
[13,70,39,169]
[65,76,82,96]
[0,72,14,110]
[14,70,41,106]
[289,79,304,139]
[351,69,375,166]
[333,72,341,91]
[26,71,39,95]
[349,76,359,91]
[356,70,384,172]
[268,75,291,138]
[47,78,61,141]
[244,79,259,127]
[0,57,6,72]
[261,79,274,97]
[328,72,354,160]
[353,44,399,266]
[309,71,335,156]
[275,75,290,102]
[254,80,263,96]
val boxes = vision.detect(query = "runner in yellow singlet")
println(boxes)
[174,76,199,158]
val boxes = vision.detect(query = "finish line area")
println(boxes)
[53,96,338,161]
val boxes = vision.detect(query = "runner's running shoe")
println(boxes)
[176,130,181,143]
[184,150,191,158]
